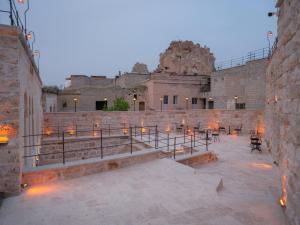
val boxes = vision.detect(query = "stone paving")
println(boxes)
[0,135,289,225]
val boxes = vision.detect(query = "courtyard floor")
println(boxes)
[0,135,289,225]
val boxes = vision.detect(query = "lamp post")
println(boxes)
[26,30,35,50]
[73,98,78,112]
[33,50,40,71]
[133,98,136,111]
[185,97,189,110]
[104,97,107,109]
[234,96,238,110]
[160,97,163,112]
[267,31,273,57]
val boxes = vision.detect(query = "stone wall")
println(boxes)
[0,25,43,195]
[211,59,267,109]
[43,110,265,136]
[23,150,166,186]
[265,0,300,224]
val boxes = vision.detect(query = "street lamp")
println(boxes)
[234,96,238,109]
[185,97,189,110]
[133,98,136,111]
[26,30,35,50]
[73,98,78,112]
[267,31,273,56]
[160,97,163,112]
[104,97,108,108]
[33,50,40,71]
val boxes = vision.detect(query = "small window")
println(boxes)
[62,102,67,108]
[173,96,178,104]
[163,95,168,104]
[236,103,246,110]
[208,101,214,109]
[192,97,198,105]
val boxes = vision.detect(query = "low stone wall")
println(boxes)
[23,150,166,186]
[44,109,265,136]
[177,151,218,167]
[38,136,150,166]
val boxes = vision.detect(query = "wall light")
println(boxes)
[0,136,9,145]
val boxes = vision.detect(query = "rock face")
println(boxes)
[131,63,149,74]
[156,41,215,75]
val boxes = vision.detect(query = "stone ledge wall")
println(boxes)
[38,136,150,166]
[44,110,265,136]
[176,151,218,167]
[22,151,166,186]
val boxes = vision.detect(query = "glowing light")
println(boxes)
[165,127,171,133]
[18,0,24,3]
[279,198,286,207]
[123,128,128,135]
[68,129,75,135]
[0,136,9,144]
[141,127,146,134]
[45,128,52,136]
[250,163,272,170]
[26,185,58,196]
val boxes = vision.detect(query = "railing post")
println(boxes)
[62,132,65,164]
[148,128,151,144]
[100,129,103,159]
[193,130,196,147]
[167,132,170,151]
[140,127,143,140]
[206,130,209,151]
[75,124,78,136]
[155,126,158,149]
[9,0,13,26]
[57,125,60,138]
[134,125,137,137]
[108,124,111,136]
[130,127,133,154]
[184,129,186,143]
[173,137,176,159]
[190,134,193,155]
[92,123,95,136]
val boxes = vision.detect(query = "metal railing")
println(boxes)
[215,47,270,70]
[23,125,212,166]
[0,0,25,34]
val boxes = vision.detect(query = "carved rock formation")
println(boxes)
[155,41,215,75]
[131,63,149,74]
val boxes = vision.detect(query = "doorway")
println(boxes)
[96,101,107,110]
[139,102,145,111]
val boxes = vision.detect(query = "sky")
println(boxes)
[1,0,277,86]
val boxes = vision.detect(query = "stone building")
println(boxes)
[0,25,43,194]
[53,41,267,112]
[265,0,300,224]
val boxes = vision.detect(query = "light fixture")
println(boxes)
[18,0,25,3]
[267,31,273,39]
[21,183,28,189]
[279,198,286,208]
[0,136,9,145]
[104,97,107,101]
[234,96,238,100]
[209,97,213,101]
[133,98,136,101]
[73,98,78,102]
[185,97,189,101]
[268,12,278,17]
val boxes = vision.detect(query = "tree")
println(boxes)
[106,97,129,111]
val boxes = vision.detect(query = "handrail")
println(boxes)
[215,47,270,70]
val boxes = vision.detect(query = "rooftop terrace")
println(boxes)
[0,135,288,225]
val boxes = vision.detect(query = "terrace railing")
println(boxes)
[215,47,270,70]
[23,125,211,166]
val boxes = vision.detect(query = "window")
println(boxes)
[62,102,67,108]
[163,95,168,104]
[236,103,246,110]
[208,101,214,109]
[192,97,198,105]
[173,95,178,104]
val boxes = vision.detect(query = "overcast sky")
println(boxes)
[1,0,277,86]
